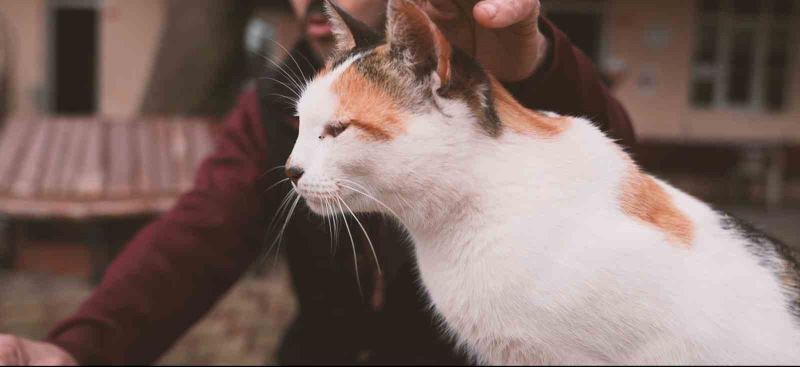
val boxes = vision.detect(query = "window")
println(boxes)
[690,0,797,111]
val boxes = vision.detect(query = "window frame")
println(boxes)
[690,0,797,113]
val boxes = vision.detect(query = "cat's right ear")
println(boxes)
[385,0,452,89]
[324,0,382,55]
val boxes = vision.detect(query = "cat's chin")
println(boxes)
[301,193,372,217]
[301,195,356,216]
[301,197,329,216]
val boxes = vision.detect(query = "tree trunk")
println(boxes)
[140,0,257,116]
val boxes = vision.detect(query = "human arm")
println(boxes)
[38,87,271,364]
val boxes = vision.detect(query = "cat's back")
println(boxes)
[499,114,800,361]
[590,169,800,362]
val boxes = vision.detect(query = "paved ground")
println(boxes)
[0,206,797,364]
[0,262,295,365]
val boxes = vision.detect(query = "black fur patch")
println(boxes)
[719,211,800,321]
[439,47,502,137]
[327,2,384,71]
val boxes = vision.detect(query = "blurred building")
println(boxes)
[0,0,299,280]
[543,0,800,205]
[0,0,798,205]
[545,0,799,142]
[0,0,298,119]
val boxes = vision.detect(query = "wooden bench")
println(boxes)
[0,117,216,281]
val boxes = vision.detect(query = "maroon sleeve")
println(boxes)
[46,86,271,364]
[505,17,636,149]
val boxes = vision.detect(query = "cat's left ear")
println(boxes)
[324,0,383,55]
[386,0,452,89]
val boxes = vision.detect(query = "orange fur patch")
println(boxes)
[620,167,694,248]
[490,78,568,137]
[331,67,406,141]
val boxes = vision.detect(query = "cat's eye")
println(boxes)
[321,121,350,139]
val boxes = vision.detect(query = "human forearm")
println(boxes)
[47,189,265,364]
[504,17,636,148]
[46,88,272,364]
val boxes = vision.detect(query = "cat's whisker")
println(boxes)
[262,177,291,195]
[258,50,307,94]
[266,189,297,237]
[323,197,334,251]
[334,194,363,298]
[268,191,302,265]
[258,44,302,81]
[393,192,414,215]
[265,38,314,86]
[259,68,302,103]
[257,189,298,267]
[261,164,287,178]
[323,197,335,253]
[260,60,305,100]
[337,179,399,222]
[331,196,342,248]
[338,194,382,275]
[337,178,375,196]
[339,183,401,219]
[266,38,316,75]
[267,93,300,106]
[259,77,303,99]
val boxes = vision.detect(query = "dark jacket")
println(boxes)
[47,18,635,364]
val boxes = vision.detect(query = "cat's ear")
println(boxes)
[324,0,382,54]
[386,0,452,87]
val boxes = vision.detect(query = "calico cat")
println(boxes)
[285,0,800,364]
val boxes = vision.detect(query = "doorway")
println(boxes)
[49,0,98,114]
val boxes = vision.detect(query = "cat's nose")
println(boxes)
[285,166,304,184]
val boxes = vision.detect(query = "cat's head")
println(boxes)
[288,0,504,217]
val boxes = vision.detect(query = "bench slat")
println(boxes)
[155,119,174,193]
[52,120,82,196]
[74,122,104,197]
[107,122,134,197]
[58,120,90,197]
[172,120,192,191]
[135,121,159,194]
[0,120,33,192]
[190,121,213,175]
[11,122,51,198]
[41,120,70,196]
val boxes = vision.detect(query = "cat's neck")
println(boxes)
[394,92,630,252]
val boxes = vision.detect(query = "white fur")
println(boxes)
[290,61,800,364]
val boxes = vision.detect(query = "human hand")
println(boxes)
[0,335,76,366]
[419,0,547,81]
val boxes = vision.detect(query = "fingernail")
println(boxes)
[480,2,497,18]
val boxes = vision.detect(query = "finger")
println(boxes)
[0,335,24,365]
[473,0,536,28]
